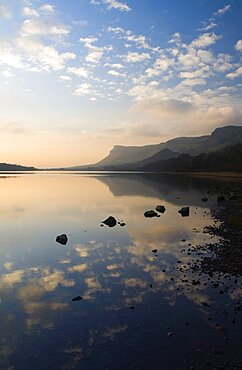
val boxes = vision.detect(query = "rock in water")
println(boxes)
[217,195,225,202]
[102,216,117,227]
[178,207,190,217]
[201,197,208,202]
[72,296,83,302]
[56,234,68,245]
[144,210,160,218]
[155,205,166,213]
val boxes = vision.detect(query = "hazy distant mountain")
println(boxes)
[0,163,36,171]
[93,125,242,168]
[139,143,242,172]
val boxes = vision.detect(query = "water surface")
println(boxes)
[0,173,241,370]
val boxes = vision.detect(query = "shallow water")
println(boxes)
[0,172,241,370]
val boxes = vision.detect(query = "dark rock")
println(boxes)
[178,207,190,217]
[201,197,208,202]
[144,210,159,218]
[129,306,134,310]
[72,296,83,302]
[155,205,166,213]
[217,195,225,202]
[119,222,126,227]
[102,216,117,227]
[152,249,158,253]
[181,238,186,242]
[56,234,68,245]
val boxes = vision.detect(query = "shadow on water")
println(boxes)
[0,172,241,370]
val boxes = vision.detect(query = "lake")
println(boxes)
[0,172,241,370]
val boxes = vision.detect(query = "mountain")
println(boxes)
[139,143,242,172]
[93,125,242,168]
[0,163,36,171]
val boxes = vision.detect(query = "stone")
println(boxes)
[102,216,117,227]
[155,205,166,213]
[144,210,159,218]
[201,197,208,202]
[56,234,68,245]
[217,195,225,202]
[178,207,190,217]
[72,296,83,302]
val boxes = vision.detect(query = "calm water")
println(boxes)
[0,173,241,370]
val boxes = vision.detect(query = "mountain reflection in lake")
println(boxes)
[0,173,241,370]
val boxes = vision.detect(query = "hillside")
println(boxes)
[139,143,242,172]
[92,125,242,168]
[0,163,36,171]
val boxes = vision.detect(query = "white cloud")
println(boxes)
[145,57,171,77]
[235,40,242,52]
[201,22,217,31]
[226,66,242,79]
[103,0,131,12]
[125,52,150,63]
[79,37,98,44]
[91,0,131,12]
[23,7,39,17]
[180,78,206,87]
[108,69,125,77]
[104,63,124,69]
[74,83,92,96]
[213,4,231,17]
[59,75,72,81]
[190,32,221,49]
[39,4,55,14]
[168,32,181,45]
[68,67,90,78]
[21,19,69,37]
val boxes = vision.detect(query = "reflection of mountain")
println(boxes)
[96,173,241,207]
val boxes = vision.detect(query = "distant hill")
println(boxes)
[139,143,242,172]
[91,125,242,168]
[0,163,36,171]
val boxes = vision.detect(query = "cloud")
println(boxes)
[108,69,125,77]
[213,4,231,17]
[226,66,242,79]
[179,78,206,87]
[103,0,131,12]
[190,32,221,48]
[68,67,90,78]
[235,40,242,52]
[91,0,131,12]
[23,7,39,17]
[59,75,72,81]
[125,52,150,63]
[74,83,92,96]
[39,4,55,14]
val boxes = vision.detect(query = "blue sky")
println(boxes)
[0,0,241,167]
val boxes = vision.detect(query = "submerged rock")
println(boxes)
[178,207,190,217]
[144,210,160,218]
[155,205,166,213]
[56,234,68,245]
[102,216,117,227]
[201,197,208,202]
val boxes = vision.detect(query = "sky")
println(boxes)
[0,0,242,167]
